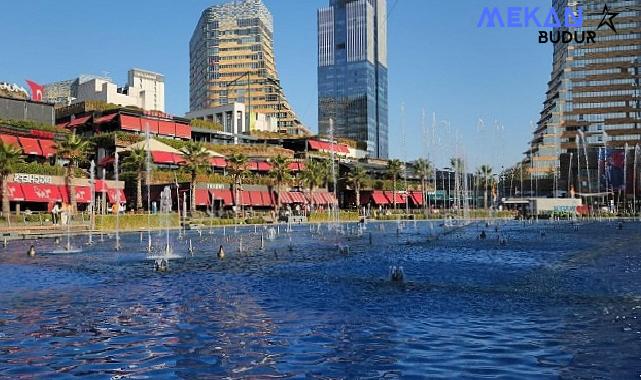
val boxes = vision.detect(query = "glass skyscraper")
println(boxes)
[317,0,388,159]
[527,0,641,189]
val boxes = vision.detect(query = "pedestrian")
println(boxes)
[51,203,60,225]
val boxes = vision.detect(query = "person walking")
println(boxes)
[51,203,60,225]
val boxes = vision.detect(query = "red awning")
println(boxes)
[107,189,126,204]
[18,137,43,156]
[68,115,91,127]
[59,185,91,204]
[94,113,117,124]
[0,134,20,150]
[288,162,305,172]
[249,191,263,206]
[279,192,306,204]
[175,123,191,139]
[94,180,109,192]
[7,183,24,201]
[151,151,177,165]
[172,153,186,165]
[120,115,142,131]
[308,140,349,154]
[240,191,251,206]
[279,192,292,204]
[410,192,424,206]
[195,189,211,206]
[308,140,323,151]
[21,184,63,202]
[210,157,226,168]
[158,120,175,135]
[210,189,233,204]
[371,191,389,205]
[247,161,272,172]
[384,191,406,204]
[290,192,306,203]
[39,140,56,158]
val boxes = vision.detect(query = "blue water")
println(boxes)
[1,221,640,378]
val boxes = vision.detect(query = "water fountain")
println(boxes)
[114,152,121,251]
[634,144,640,215]
[389,266,405,282]
[148,186,180,269]
[145,122,153,251]
[87,160,96,246]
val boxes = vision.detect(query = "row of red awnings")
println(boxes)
[59,114,192,139]
[194,190,336,207]
[7,183,126,204]
[308,140,350,154]
[0,135,56,158]
[368,191,425,206]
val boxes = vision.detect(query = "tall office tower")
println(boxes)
[526,1,641,187]
[190,0,306,135]
[317,0,388,158]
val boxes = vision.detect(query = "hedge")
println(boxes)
[308,211,360,222]
[95,213,180,231]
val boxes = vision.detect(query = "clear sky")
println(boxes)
[0,0,551,172]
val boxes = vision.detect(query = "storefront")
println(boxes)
[7,173,125,214]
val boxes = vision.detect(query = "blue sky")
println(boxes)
[0,0,551,171]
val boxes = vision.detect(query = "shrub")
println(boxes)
[95,213,179,231]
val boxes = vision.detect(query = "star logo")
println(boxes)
[597,4,619,33]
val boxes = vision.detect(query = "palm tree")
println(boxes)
[226,153,249,211]
[347,164,368,212]
[302,159,326,209]
[0,142,23,219]
[181,141,212,214]
[270,154,291,214]
[415,158,433,213]
[56,132,91,214]
[122,148,147,211]
[386,159,402,210]
[477,164,493,210]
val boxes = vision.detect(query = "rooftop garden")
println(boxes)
[0,118,68,134]
[190,119,223,132]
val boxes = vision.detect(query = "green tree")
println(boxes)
[181,141,211,214]
[56,132,91,214]
[347,164,369,212]
[386,159,403,210]
[0,142,23,218]
[226,153,249,210]
[269,154,291,214]
[476,164,494,210]
[122,147,147,211]
[302,159,326,209]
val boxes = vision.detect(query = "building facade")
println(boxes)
[526,0,641,189]
[43,74,112,106]
[317,0,388,159]
[44,69,165,112]
[189,0,306,135]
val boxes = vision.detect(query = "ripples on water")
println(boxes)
[1,220,641,378]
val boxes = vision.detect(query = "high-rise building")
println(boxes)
[190,0,307,135]
[526,1,641,186]
[317,0,388,159]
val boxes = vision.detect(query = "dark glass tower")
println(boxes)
[317,0,388,158]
